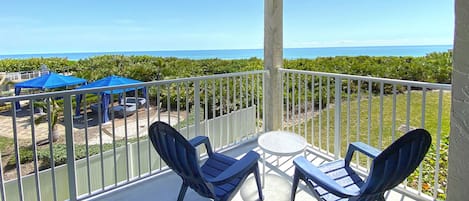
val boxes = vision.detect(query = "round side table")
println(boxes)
[257,131,307,186]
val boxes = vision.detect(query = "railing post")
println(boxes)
[64,95,77,201]
[194,80,201,135]
[334,77,342,159]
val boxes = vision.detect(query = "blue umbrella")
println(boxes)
[14,72,87,109]
[75,75,147,123]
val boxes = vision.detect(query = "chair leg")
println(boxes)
[177,183,188,201]
[377,194,385,201]
[291,169,301,201]
[253,166,264,200]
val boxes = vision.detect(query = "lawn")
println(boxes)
[292,90,450,200]
[0,136,13,153]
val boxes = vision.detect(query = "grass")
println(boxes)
[291,90,450,200]
[0,136,13,153]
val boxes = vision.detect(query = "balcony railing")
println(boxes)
[0,69,450,201]
[1,71,45,82]
[0,70,266,201]
[281,68,450,200]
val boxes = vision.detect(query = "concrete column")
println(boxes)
[264,0,283,131]
[447,0,469,200]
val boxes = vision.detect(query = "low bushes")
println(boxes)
[0,58,74,73]
[7,142,127,170]
[0,51,453,117]
[0,51,452,84]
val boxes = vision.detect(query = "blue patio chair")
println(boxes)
[149,121,263,201]
[291,129,431,201]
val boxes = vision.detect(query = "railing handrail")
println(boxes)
[0,70,268,103]
[280,68,452,90]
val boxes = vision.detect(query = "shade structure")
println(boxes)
[15,72,86,89]
[76,75,142,94]
[14,72,87,109]
[75,75,147,123]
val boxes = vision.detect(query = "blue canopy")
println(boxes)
[77,75,142,94]
[15,72,86,90]
[75,75,147,123]
[14,72,87,110]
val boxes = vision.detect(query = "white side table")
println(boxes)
[258,131,307,186]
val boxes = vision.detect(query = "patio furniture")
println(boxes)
[149,121,263,201]
[112,104,136,117]
[290,128,431,201]
[258,131,306,186]
[120,97,146,108]
[90,103,100,114]
[91,103,136,118]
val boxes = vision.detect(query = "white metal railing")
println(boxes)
[280,68,450,200]
[0,70,266,201]
[0,68,451,201]
[1,71,44,81]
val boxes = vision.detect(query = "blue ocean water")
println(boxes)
[0,45,452,60]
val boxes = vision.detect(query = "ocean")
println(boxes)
[0,45,452,60]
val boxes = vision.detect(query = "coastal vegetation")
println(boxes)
[0,51,452,84]
[0,51,452,110]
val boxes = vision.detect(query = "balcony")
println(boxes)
[0,69,449,201]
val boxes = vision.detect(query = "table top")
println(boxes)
[258,131,307,156]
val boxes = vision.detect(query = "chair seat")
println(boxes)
[309,160,364,201]
[201,153,244,198]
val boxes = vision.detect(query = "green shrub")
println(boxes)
[0,58,75,72]
[1,51,452,112]
[7,147,34,166]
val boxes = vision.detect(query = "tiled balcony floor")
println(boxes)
[86,140,421,201]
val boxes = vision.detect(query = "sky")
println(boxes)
[0,0,454,55]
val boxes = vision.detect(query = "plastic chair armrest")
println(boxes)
[207,151,259,185]
[189,136,213,156]
[345,142,381,166]
[294,157,360,198]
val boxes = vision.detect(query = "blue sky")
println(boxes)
[0,0,454,54]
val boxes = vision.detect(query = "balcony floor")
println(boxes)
[86,140,420,201]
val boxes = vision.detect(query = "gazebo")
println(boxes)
[14,72,87,110]
[75,75,147,123]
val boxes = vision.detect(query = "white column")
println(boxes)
[447,0,469,200]
[264,0,283,131]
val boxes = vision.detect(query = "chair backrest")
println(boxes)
[361,129,431,196]
[149,121,215,198]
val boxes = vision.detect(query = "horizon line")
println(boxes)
[0,44,453,56]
